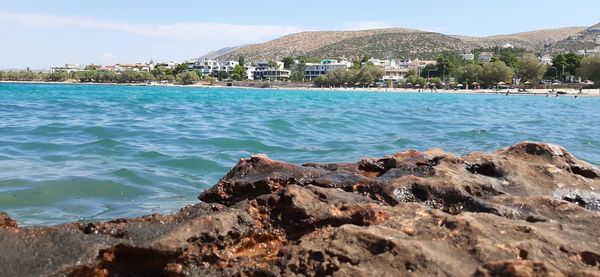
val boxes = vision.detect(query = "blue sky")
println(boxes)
[1,0,599,69]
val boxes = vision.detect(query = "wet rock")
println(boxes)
[1,141,600,276]
[0,212,17,228]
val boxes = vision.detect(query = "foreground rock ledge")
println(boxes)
[2,142,600,276]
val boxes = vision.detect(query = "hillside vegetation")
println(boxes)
[216,27,587,61]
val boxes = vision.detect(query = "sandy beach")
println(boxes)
[2,80,599,97]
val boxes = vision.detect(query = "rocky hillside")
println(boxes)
[460,27,588,50]
[2,142,600,276]
[217,28,421,61]
[550,23,600,52]
[216,26,587,61]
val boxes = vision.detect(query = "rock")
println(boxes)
[474,260,564,277]
[0,212,17,228]
[1,141,600,276]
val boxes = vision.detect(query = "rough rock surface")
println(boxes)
[1,142,600,276]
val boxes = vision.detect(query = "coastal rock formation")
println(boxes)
[1,142,600,276]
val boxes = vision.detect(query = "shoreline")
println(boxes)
[2,80,599,97]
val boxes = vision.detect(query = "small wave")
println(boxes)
[83,138,120,147]
[158,157,225,172]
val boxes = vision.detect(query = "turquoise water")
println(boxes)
[1,83,599,226]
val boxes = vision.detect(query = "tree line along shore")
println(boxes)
[2,48,600,90]
[311,51,600,90]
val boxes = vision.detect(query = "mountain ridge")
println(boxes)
[214,26,590,61]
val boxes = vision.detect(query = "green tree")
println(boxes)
[238,56,245,66]
[421,64,439,78]
[480,61,514,86]
[19,71,38,81]
[96,70,118,83]
[290,71,304,82]
[428,77,442,88]
[74,70,96,82]
[563,53,583,76]
[282,56,295,69]
[314,75,330,87]
[176,71,200,84]
[406,75,427,87]
[517,54,546,83]
[316,68,353,86]
[216,71,230,81]
[47,71,71,82]
[355,65,383,85]
[578,56,600,87]
[231,64,247,80]
[84,64,99,71]
[548,53,582,80]
[435,51,465,78]
[174,63,190,75]
[297,56,320,64]
[351,59,362,70]
[498,49,518,69]
[205,76,217,85]
[456,63,483,85]
[356,71,370,85]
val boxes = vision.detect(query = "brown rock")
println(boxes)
[0,212,17,228]
[474,260,564,277]
[1,141,600,276]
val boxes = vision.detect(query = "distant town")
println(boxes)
[1,40,600,91]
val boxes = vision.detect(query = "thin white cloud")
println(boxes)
[0,12,304,42]
[101,53,116,60]
[345,21,393,30]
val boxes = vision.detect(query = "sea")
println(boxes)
[1,83,599,226]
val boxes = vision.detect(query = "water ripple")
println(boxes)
[1,83,599,225]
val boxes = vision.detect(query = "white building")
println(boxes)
[410,59,437,70]
[155,62,177,70]
[49,64,85,73]
[395,59,413,67]
[252,61,289,81]
[113,63,154,72]
[303,59,352,80]
[244,65,256,80]
[585,47,600,56]
[382,68,409,81]
[595,35,600,45]
[478,52,494,62]
[253,69,291,81]
[460,53,475,61]
[502,43,515,49]
[540,55,553,65]
[369,59,412,81]
[368,58,392,68]
[188,59,239,76]
[255,61,284,71]
[219,61,239,74]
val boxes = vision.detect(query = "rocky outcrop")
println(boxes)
[1,142,600,276]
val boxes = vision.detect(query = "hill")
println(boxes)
[458,27,588,50]
[550,23,600,53]
[215,26,587,61]
[216,28,421,61]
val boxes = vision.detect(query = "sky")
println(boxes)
[1,0,599,69]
